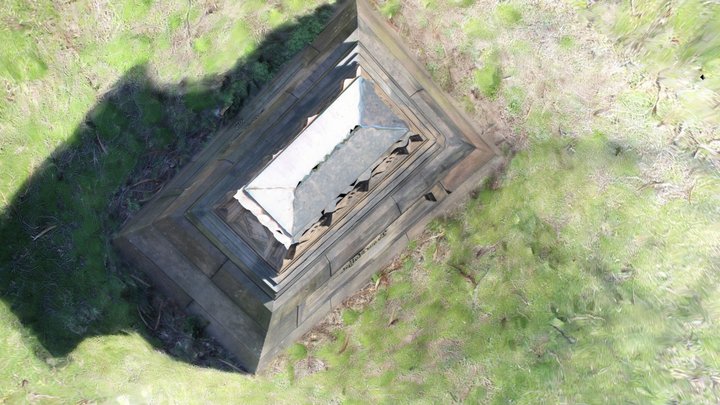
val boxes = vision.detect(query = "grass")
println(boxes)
[1,0,719,403]
[379,0,402,19]
[472,50,502,98]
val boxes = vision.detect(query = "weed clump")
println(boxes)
[496,3,522,26]
[380,0,401,19]
[473,51,502,98]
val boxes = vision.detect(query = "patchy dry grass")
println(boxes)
[1,0,719,403]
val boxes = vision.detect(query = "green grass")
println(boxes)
[1,0,719,403]
[473,50,502,98]
[496,3,523,26]
[380,0,402,19]
[473,64,502,98]
[583,0,720,126]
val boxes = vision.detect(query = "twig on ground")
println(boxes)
[185,0,193,48]
[337,334,350,354]
[569,314,605,323]
[154,301,165,331]
[31,225,56,241]
[218,358,244,373]
[651,75,662,117]
[475,243,497,258]
[96,132,107,154]
[218,358,245,373]
[137,306,152,330]
[129,274,151,288]
[387,306,398,326]
[694,144,718,158]
[420,232,445,244]
[551,324,577,344]
[138,185,164,203]
[686,180,696,202]
[638,180,666,191]
[28,393,59,401]
[448,264,478,287]
[129,178,158,189]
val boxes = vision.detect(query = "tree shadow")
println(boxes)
[0,3,337,371]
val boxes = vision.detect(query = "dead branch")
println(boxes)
[337,334,350,354]
[651,75,661,117]
[551,324,577,344]
[31,225,56,241]
[137,306,152,330]
[387,306,398,326]
[448,264,478,287]
[138,185,164,203]
[129,274,151,288]
[154,301,165,331]
[129,178,158,189]
[218,358,245,373]
[95,132,107,154]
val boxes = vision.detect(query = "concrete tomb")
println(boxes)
[114,0,502,372]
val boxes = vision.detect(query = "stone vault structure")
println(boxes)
[114,0,503,372]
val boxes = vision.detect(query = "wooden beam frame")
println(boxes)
[114,0,503,372]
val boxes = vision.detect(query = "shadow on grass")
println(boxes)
[0,3,337,371]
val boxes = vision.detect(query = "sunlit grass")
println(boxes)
[0,0,718,403]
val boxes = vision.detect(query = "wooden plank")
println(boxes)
[325,197,401,274]
[359,54,421,104]
[218,200,286,268]
[441,149,494,192]
[263,301,299,352]
[446,155,504,200]
[188,209,280,297]
[155,215,227,278]
[357,0,501,156]
[210,260,273,330]
[214,43,359,168]
[113,235,194,308]
[257,299,331,371]
[273,132,437,286]
[157,159,234,223]
[305,222,400,317]
[218,58,359,170]
[290,42,359,99]
[330,233,409,308]
[123,1,357,228]
[309,0,358,53]
[390,174,433,213]
[259,232,411,369]
[407,156,505,239]
[215,94,300,166]
[389,183,449,240]
[127,227,267,355]
[357,51,437,141]
[187,302,260,373]
[272,256,331,308]
[410,89,494,158]
[385,137,472,214]
[116,193,178,236]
